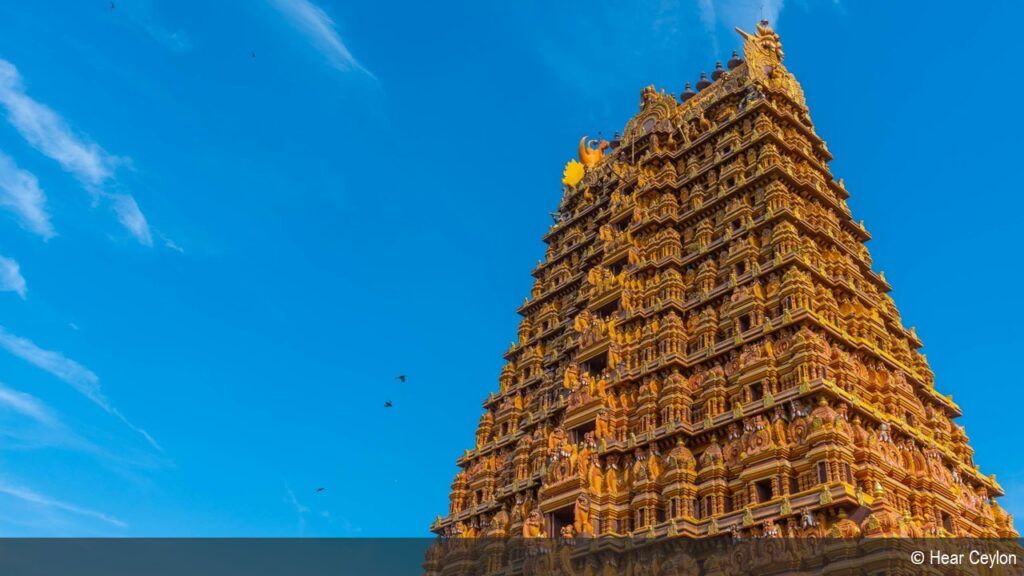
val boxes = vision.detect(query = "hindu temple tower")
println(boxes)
[431,21,1016,548]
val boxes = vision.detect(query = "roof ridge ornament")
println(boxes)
[735,20,807,109]
[736,19,784,63]
[578,136,609,168]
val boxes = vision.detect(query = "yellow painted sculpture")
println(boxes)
[561,159,584,187]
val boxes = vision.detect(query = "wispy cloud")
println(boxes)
[505,1,709,98]
[0,255,26,299]
[0,381,103,455]
[284,486,310,535]
[283,484,360,535]
[698,0,785,52]
[0,61,118,187]
[0,59,152,245]
[0,325,160,450]
[0,477,126,527]
[161,235,184,253]
[115,0,191,53]
[761,0,785,24]
[0,150,53,239]
[0,382,56,427]
[698,0,718,30]
[269,0,373,76]
[107,193,151,245]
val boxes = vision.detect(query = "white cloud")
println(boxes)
[162,237,184,253]
[118,0,192,53]
[763,0,784,24]
[0,59,152,245]
[284,486,310,535]
[698,0,717,30]
[698,0,785,51]
[0,382,56,427]
[0,60,116,187]
[0,325,160,450]
[0,150,53,239]
[108,193,152,246]
[0,477,126,527]
[0,380,105,455]
[269,0,373,76]
[0,255,26,299]
[156,230,184,253]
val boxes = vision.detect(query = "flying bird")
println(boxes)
[109,2,116,10]
[315,487,325,493]
[250,52,256,59]
[384,400,393,408]
[395,375,406,383]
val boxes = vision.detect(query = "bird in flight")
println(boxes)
[250,52,256,59]
[384,400,393,408]
[109,2,116,10]
[315,487,325,493]
[395,375,406,383]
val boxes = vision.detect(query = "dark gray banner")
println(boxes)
[0,538,1020,575]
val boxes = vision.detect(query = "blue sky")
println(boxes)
[0,0,1021,536]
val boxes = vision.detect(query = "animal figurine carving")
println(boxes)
[579,136,610,167]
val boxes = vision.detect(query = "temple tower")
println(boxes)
[431,21,1015,545]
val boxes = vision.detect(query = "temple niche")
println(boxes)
[429,17,1014,570]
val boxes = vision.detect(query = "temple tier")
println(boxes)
[432,21,1015,545]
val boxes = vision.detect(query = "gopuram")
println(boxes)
[426,20,1017,576]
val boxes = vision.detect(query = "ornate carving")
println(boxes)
[579,136,609,168]
[433,19,1014,556]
